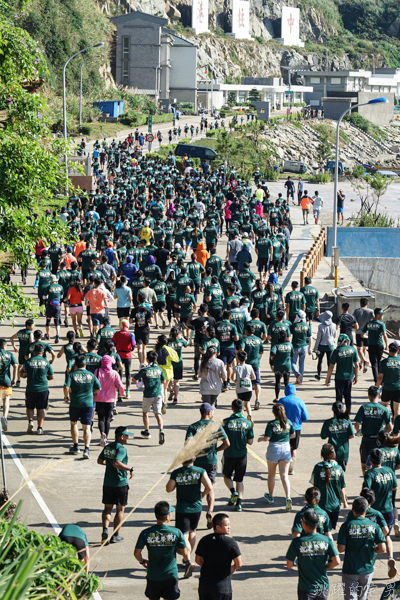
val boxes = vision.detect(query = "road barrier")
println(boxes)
[300,228,326,288]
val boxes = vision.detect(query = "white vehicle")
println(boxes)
[376,170,397,178]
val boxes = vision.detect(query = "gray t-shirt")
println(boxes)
[227,239,243,263]
[353,307,374,332]
[234,363,253,393]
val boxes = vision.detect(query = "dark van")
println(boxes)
[174,143,217,160]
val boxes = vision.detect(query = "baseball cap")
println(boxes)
[338,333,350,346]
[352,497,369,514]
[66,246,73,253]
[242,232,249,237]
[107,241,113,247]
[389,342,400,352]
[126,255,133,263]
[374,308,386,315]
[200,402,215,414]
[175,243,181,248]
[115,426,134,437]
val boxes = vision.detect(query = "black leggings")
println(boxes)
[166,297,174,323]
[317,350,332,376]
[275,371,290,399]
[96,403,113,437]
[121,358,131,388]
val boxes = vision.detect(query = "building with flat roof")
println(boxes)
[110,11,197,106]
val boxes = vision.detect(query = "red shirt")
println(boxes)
[112,330,136,359]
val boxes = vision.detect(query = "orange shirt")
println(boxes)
[67,287,84,305]
[85,288,107,313]
[75,241,86,259]
[301,196,312,210]
[65,253,74,270]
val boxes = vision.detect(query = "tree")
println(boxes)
[248,88,261,103]
[216,129,234,167]
[316,135,332,169]
[0,8,70,321]
[228,91,236,106]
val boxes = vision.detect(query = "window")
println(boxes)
[331,77,341,84]
[122,37,129,83]
[310,77,320,84]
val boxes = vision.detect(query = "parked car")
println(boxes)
[175,143,217,160]
[283,160,308,174]
[325,160,344,175]
[376,170,398,178]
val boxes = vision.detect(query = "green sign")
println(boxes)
[285,91,294,95]
[148,115,152,132]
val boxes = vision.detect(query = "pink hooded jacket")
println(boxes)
[94,355,124,403]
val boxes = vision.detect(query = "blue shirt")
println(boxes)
[93,149,99,159]
[114,285,132,308]
[279,384,309,431]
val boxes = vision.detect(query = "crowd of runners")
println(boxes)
[2,122,400,600]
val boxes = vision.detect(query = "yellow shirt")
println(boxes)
[256,188,264,201]
[140,227,151,246]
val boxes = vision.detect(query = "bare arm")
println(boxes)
[325,364,334,386]
[231,555,242,575]
[166,479,176,493]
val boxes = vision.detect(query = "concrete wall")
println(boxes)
[323,99,354,120]
[358,91,395,125]
[169,44,197,104]
[326,227,400,258]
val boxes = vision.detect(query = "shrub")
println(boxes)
[308,172,332,183]
[79,124,93,135]
[206,130,218,137]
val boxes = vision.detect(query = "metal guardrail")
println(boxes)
[300,228,326,288]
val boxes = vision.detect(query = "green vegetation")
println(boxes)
[248,88,261,103]
[349,167,396,226]
[308,172,332,183]
[343,113,386,141]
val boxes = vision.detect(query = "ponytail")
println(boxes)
[256,279,263,291]
[377,430,400,448]
[170,327,179,341]
[266,282,274,299]
[200,346,217,373]
[332,401,350,422]
[321,443,336,489]
[272,403,287,431]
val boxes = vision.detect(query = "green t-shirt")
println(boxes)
[135,524,186,582]
[167,338,187,366]
[202,337,220,355]
[363,319,386,346]
[207,285,223,309]
[84,351,102,374]
[346,506,387,530]
[255,237,271,258]
[290,322,312,349]
[292,504,332,536]
[63,343,75,369]
[223,413,254,458]
[271,239,284,260]
[363,466,397,513]
[57,269,72,294]
[188,261,205,284]
[68,368,101,408]
[379,355,400,391]
[271,342,294,372]
[338,516,386,575]
[247,319,267,340]
[48,283,64,303]
[321,417,355,461]
[99,441,129,487]
[133,365,165,398]
[354,402,391,439]
[151,281,168,303]
[206,255,223,277]
[79,248,97,271]
[369,446,400,473]
[59,524,88,547]
[0,349,17,387]
[28,341,52,360]
[170,465,205,513]
[37,269,51,292]
[265,418,294,442]
[329,345,358,380]
[285,290,306,319]
[241,334,263,368]
[310,460,345,513]
[176,293,196,320]
[268,320,291,346]
[237,269,256,293]
[300,285,320,313]
[23,355,53,392]
[286,533,338,593]
[186,419,227,465]
[251,289,267,311]
[97,326,117,356]
[216,320,238,350]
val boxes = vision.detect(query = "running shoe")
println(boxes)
[289,461,295,475]
[295,374,303,384]
[100,433,107,448]
[314,375,320,381]
[173,398,178,404]
[82,448,90,459]
[69,445,80,454]
[1,416,7,432]
[44,334,50,341]
[161,402,167,415]
[15,381,20,388]
[235,503,243,512]
[101,532,109,545]
[286,497,292,512]
[264,493,274,504]
[64,317,69,328]
[113,406,118,415]
[110,413,115,422]
[228,491,239,506]
[159,430,165,445]
[168,391,174,402]
[54,335,59,344]
[27,420,34,434]
[394,521,400,538]
[125,392,131,399]
[254,400,260,410]
[388,557,397,579]
[110,534,124,544]
[183,561,195,579]
[206,512,213,529]
[141,430,151,439]
[79,328,84,338]
[37,427,43,435]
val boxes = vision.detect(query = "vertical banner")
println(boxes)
[281,6,300,44]
[192,0,209,34]
[231,0,250,39]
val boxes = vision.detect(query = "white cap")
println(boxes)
[175,243,181,248]
[242,232,249,237]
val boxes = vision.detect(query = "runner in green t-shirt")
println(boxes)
[10,318,34,385]
[285,281,306,323]
[0,339,17,432]
[310,444,347,528]
[377,343,400,413]
[291,487,333,538]
[321,401,355,467]
[270,330,294,401]
[132,350,166,445]
[362,309,389,383]
[20,344,54,435]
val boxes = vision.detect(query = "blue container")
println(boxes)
[93,100,124,118]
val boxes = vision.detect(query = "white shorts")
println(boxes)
[142,396,162,414]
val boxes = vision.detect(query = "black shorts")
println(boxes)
[145,578,180,600]
[237,391,252,402]
[360,438,377,464]
[199,588,232,600]
[356,334,367,348]
[175,511,201,534]
[173,363,183,380]
[382,389,400,404]
[59,535,86,560]
[286,189,294,198]
[195,461,218,483]
[25,390,49,411]
[135,329,150,345]
[290,429,301,450]
[117,307,130,318]
[306,311,315,322]
[258,256,269,272]
[102,484,129,507]
[46,303,61,321]
[222,455,247,483]
[69,405,94,425]
[82,269,89,281]
[154,301,166,313]
[18,353,26,366]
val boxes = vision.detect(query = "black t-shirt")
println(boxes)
[154,248,170,270]
[191,315,216,345]
[337,313,357,337]
[196,533,241,593]
[130,305,152,332]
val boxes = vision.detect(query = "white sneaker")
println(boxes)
[100,433,107,448]
[289,461,295,475]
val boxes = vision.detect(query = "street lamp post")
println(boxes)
[62,42,104,191]
[154,60,170,115]
[79,55,102,128]
[330,97,388,285]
